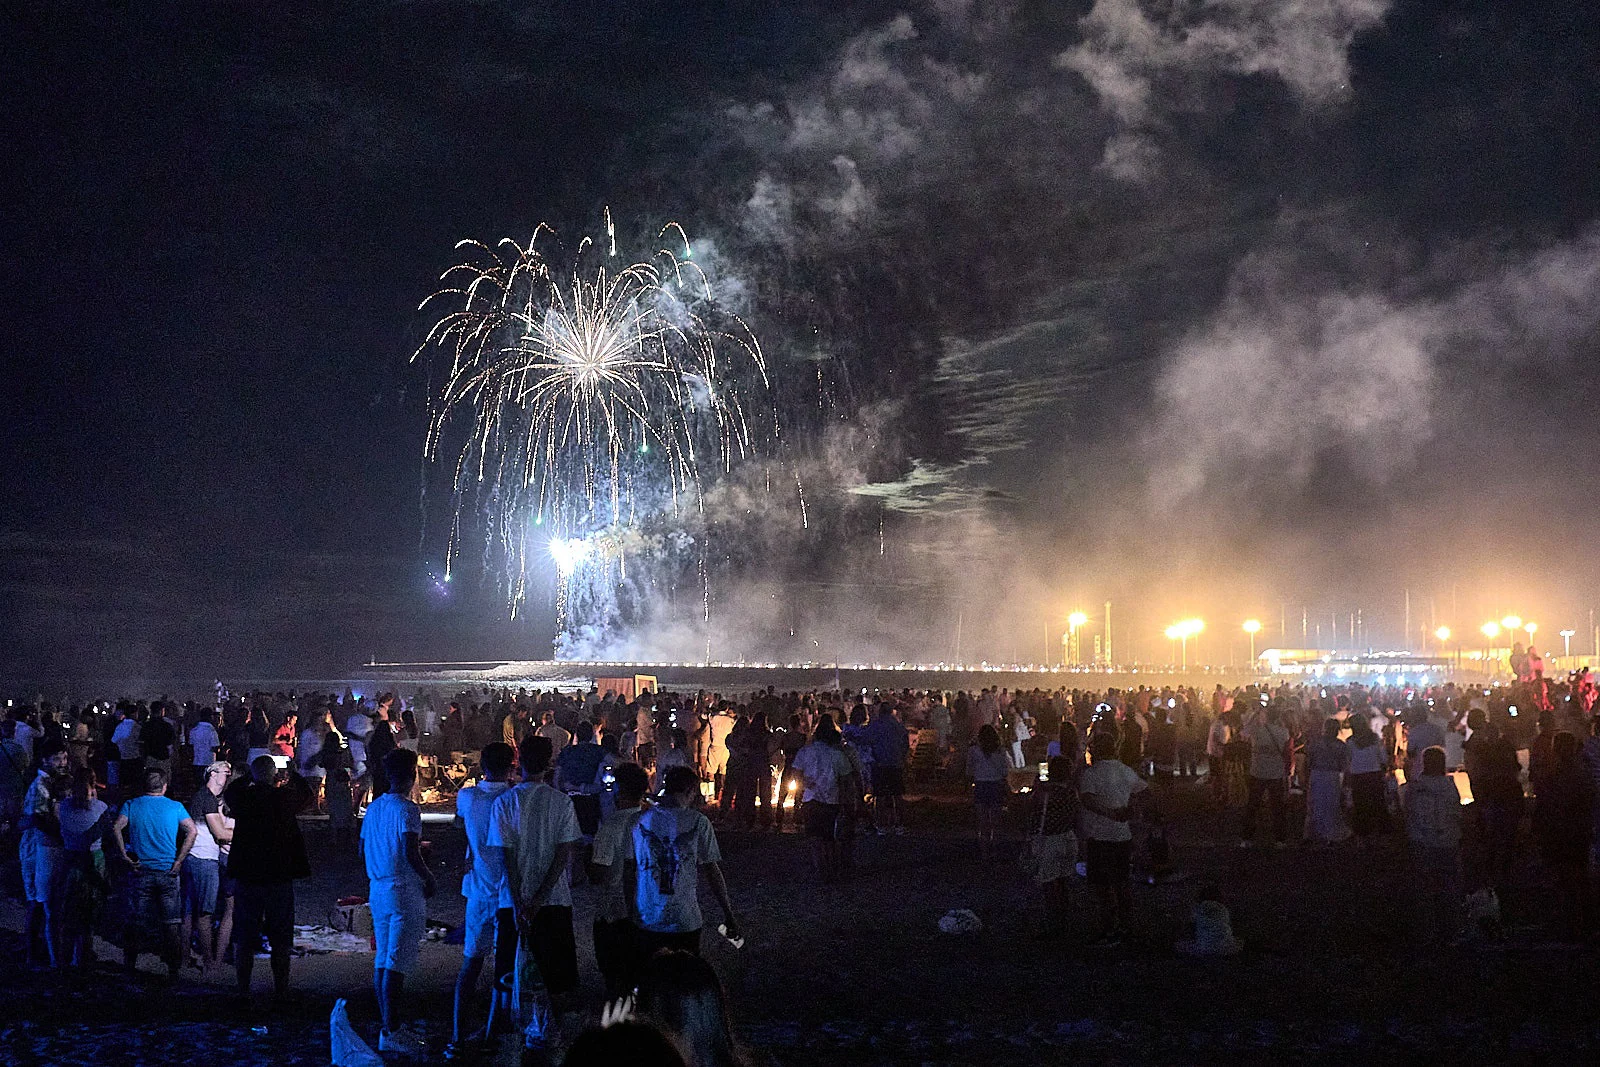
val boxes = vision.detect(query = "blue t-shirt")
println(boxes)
[123,794,190,868]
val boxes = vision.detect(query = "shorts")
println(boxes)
[872,764,906,798]
[1033,832,1078,885]
[181,854,220,915]
[523,905,578,996]
[803,800,840,840]
[463,895,501,961]
[234,880,295,959]
[127,867,182,933]
[973,779,1007,808]
[1084,839,1133,887]
[20,834,66,904]
[369,879,427,974]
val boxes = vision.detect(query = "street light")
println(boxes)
[1561,629,1577,657]
[1067,611,1088,666]
[1166,619,1204,670]
[1482,621,1501,676]
[1242,619,1262,664]
[1524,622,1537,641]
[1501,615,1522,633]
[1435,626,1454,672]
[1434,625,1451,643]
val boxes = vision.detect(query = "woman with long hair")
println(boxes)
[1346,713,1389,842]
[968,724,1011,860]
[1304,718,1350,844]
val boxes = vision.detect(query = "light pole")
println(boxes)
[1435,626,1453,673]
[1166,619,1203,670]
[1482,621,1501,676]
[1068,611,1088,667]
[1243,619,1261,667]
[1524,622,1537,647]
[1561,629,1576,658]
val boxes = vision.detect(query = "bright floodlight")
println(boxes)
[1183,618,1205,637]
[1164,624,1181,640]
[1242,619,1262,634]
[1560,629,1576,638]
[1481,621,1501,639]
[1501,615,1522,631]
[1435,626,1451,642]
[1068,611,1088,628]
[549,536,592,576]
[1524,622,1537,636]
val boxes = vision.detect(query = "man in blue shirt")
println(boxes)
[863,703,911,835]
[111,767,197,978]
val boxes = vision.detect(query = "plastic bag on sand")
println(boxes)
[938,908,982,934]
[330,998,384,1067]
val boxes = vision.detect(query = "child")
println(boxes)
[1033,756,1080,938]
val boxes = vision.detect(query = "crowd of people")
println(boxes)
[3,659,1600,1062]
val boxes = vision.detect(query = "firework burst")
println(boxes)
[416,213,774,627]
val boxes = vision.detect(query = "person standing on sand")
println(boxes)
[362,748,436,1057]
[450,741,516,1054]
[1078,731,1149,946]
[110,766,198,978]
[225,755,312,997]
[489,735,583,1050]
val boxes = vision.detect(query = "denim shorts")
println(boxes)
[181,854,220,915]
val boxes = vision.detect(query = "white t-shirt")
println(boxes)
[535,723,571,758]
[361,791,424,889]
[189,721,220,766]
[456,779,510,903]
[654,747,691,790]
[628,805,722,933]
[590,804,643,923]
[1246,722,1290,779]
[1077,758,1148,842]
[345,713,372,763]
[58,797,107,853]
[487,781,581,909]
[791,742,847,804]
[13,722,41,763]
[113,719,141,759]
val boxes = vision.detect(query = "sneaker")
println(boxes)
[379,1028,428,1058]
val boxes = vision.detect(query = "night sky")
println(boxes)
[5,0,1599,685]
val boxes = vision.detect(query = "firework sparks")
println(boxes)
[416,214,774,627]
